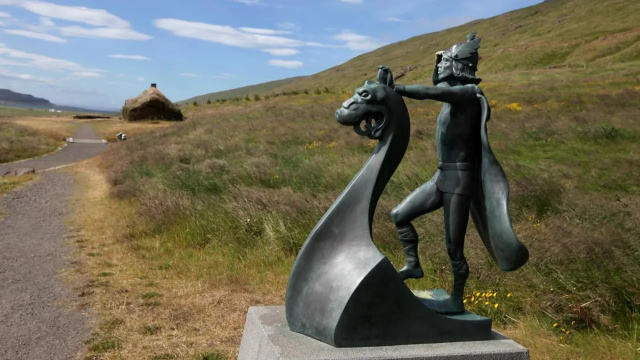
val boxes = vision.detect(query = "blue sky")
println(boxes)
[0,0,542,111]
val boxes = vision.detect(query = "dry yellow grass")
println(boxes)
[8,115,79,136]
[3,113,172,141]
[88,119,174,142]
[65,158,280,359]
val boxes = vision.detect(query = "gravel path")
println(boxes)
[0,124,107,360]
[0,124,108,174]
[0,172,88,360]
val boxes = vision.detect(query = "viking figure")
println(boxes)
[385,33,529,314]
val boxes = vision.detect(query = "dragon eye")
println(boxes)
[360,90,370,98]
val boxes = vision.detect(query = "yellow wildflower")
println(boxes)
[506,102,523,111]
[507,293,512,298]
[494,303,499,309]
[484,301,490,306]
[553,323,559,328]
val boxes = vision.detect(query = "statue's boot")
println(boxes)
[423,259,468,314]
[397,224,424,280]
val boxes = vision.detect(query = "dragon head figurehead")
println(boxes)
[335,66,408,141]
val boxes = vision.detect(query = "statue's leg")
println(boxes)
[438,192,472,314]
[391,176,442,280]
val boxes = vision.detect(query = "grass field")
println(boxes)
[0,121,66,163]
[67,56,640,359]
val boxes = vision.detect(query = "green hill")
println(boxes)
[185,0,638,99]
[88,0,640,358]
[178,77,301,104]
[271,0,639,93]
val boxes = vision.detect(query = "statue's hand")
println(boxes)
[377,65,395,89]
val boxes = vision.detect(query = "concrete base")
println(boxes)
[238,306,529,360]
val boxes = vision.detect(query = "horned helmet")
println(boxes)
[432,33,482,85]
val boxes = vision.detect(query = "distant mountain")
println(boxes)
[0,89,54,108]
[0,89,116,114]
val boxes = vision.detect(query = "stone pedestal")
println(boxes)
[238,306,529,360]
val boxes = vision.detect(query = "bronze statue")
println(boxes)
[284,33,528,347]
[388,33,529,314]
[286,63,492,348]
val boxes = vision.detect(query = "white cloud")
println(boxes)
[136,76,144,81]
[0,69,51,83]
[109,54,151,61]
[73,71,102,78]
[0,43,103,74]
[239,27,291,35]
[277,22,298,31]
[268,59,303,69]
[0,0,150,40]
[155,18,322,49]
[4,29,66,42]
[20,1,129,28]
[262,48,300,56]
[339,0,363,3]
[180,73,199,77]
[228,0,260,4]
[0,58,26,67]
[333,30,387,52]
[0,11,11,18]
[386,17,409,23]
[58,25,150,40]
[39,16,54,27]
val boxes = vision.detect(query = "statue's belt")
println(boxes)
[438,162,476,171]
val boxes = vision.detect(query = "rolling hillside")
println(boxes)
[178,77,301,104]
[273,0,640,93]
[186,0,639,102]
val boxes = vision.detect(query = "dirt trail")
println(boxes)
[0,124,107,359]
[0,172,88,360]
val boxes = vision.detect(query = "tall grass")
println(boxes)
[87,62,640,358]
[0,122,65,163]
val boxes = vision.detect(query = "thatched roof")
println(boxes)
[122,85,183,121]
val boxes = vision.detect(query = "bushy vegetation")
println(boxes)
[0,121,65,163]
[88,59,640,358]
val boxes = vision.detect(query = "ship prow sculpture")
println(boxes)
[285,68,495,347]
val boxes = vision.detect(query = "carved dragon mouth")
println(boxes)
[336,99,387,140]
[353,112,386,140]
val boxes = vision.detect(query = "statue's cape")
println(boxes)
[470,87,529,271]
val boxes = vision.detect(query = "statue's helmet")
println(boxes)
[432,32,482,85]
